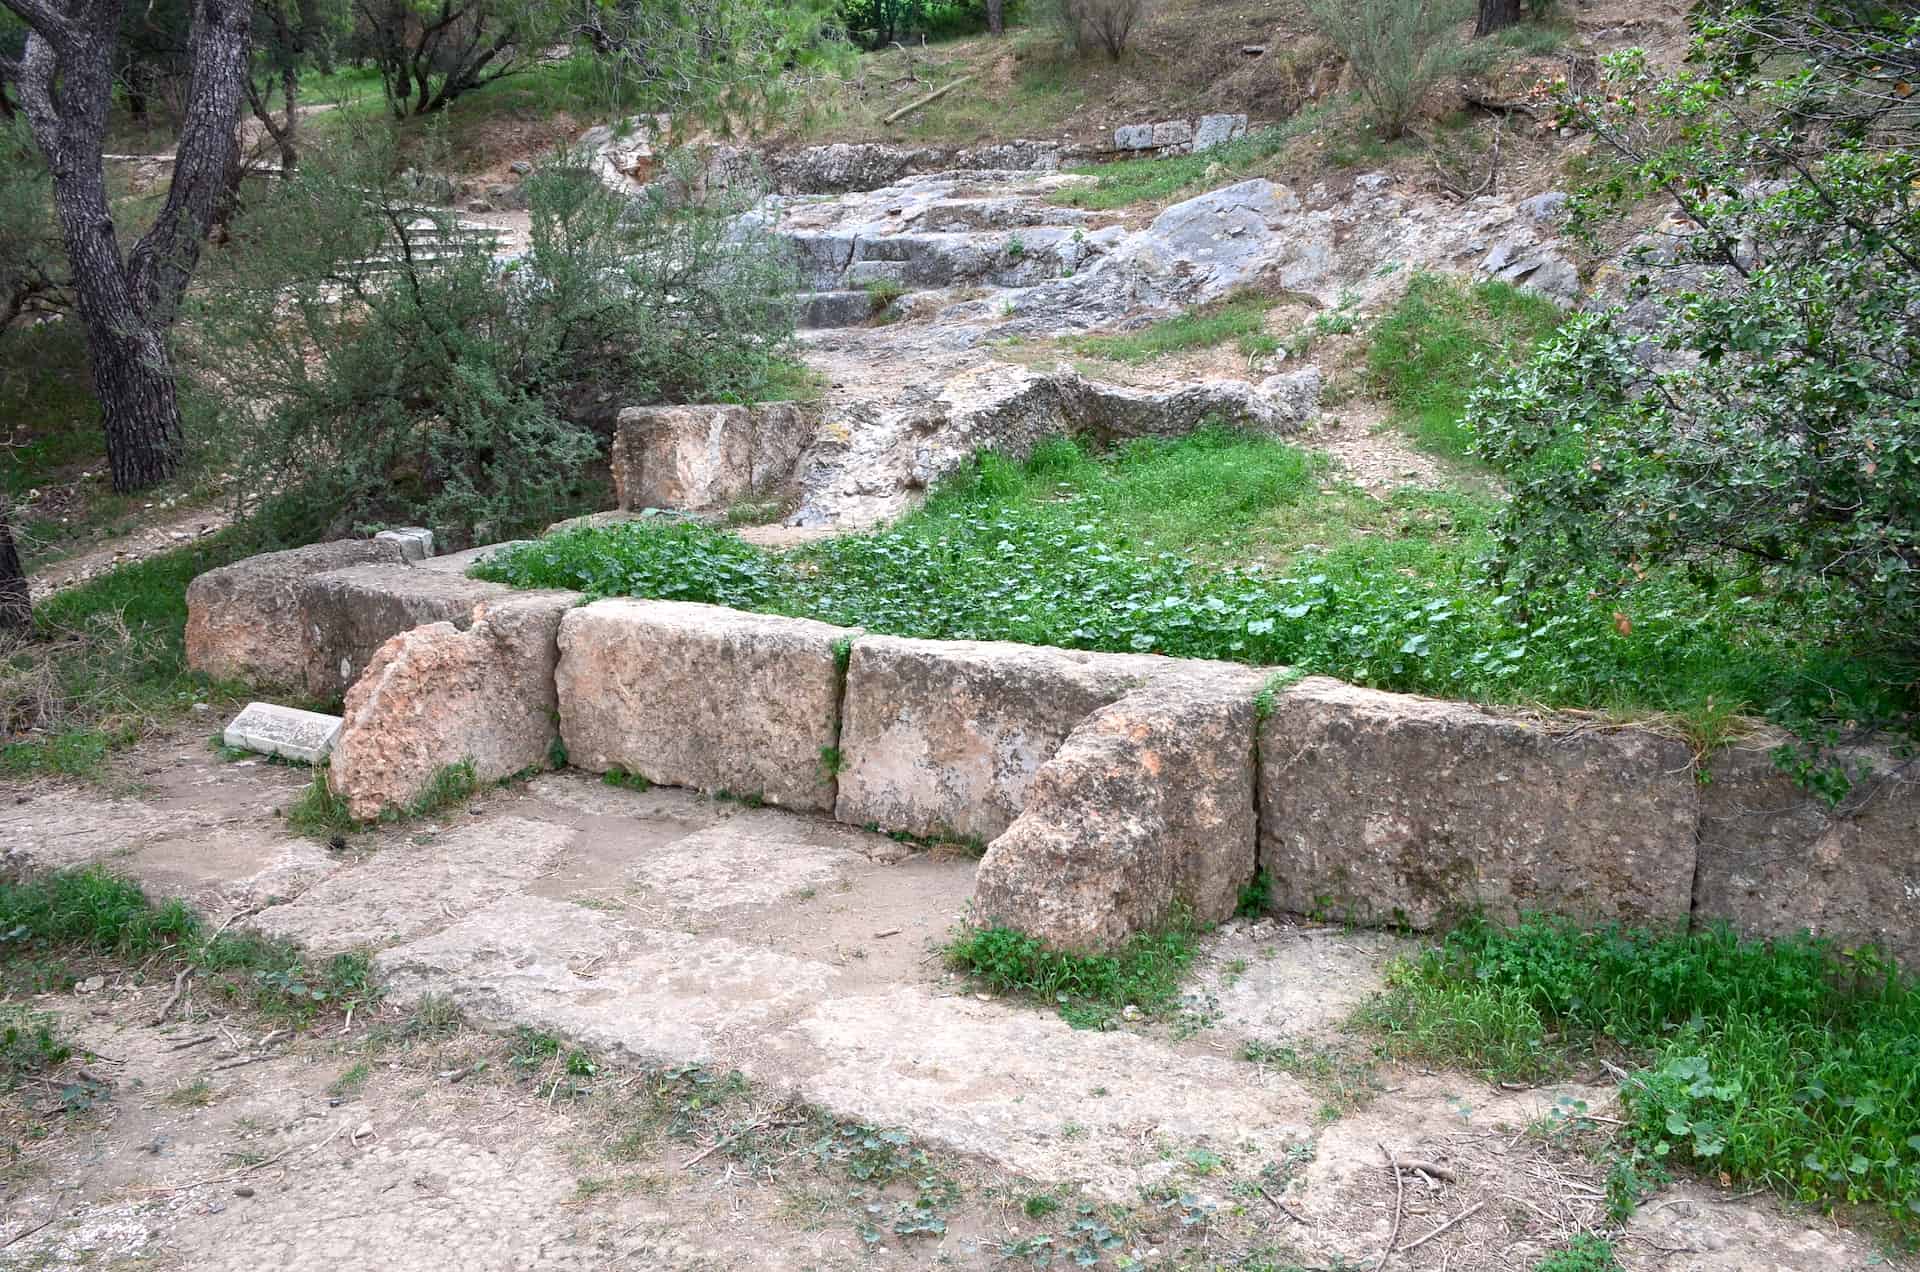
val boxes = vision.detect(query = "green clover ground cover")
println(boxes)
[476,428,1901,745]
[1364,917,1920,1232]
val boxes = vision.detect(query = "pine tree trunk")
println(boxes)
[986,0,1004,35]
[1475,0,1523,37]
[0,501,28,632]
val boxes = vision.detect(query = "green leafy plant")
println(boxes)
[1533,1235,1620,1272]
[1234,870,1272,918]
[945,908,1201,1030]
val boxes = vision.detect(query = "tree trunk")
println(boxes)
[4,0,253,494]
[1475,0,1523,37]
[0,498,28,632]
[986,0,1003,35]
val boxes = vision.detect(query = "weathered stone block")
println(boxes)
[797,290,876,329]
[374,527,435,562]
[835,637,1168,843]
[1258,678,1697,929]
[611,402,813,511]
[186,539,405,687]
[412,541,532,576]
[1192,113,1249,152]
[1151,120,1194,147]
[1114,124,1154,150]
[223,702,343,765]
[296,565,514,701]
[328,591,581,821]
[556,599,857,812]
[1693,734,1920,964]
[975,668,1264,950]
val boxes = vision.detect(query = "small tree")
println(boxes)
[1064,0,1145,61]
[353,0,564,117]
[1305,0,1470,138]
[1470,8,1920,746]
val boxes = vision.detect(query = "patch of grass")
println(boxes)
[1361,916,1920,1228]
[1241,1039,1382,1120]
[472,516,787,608]
[1075,293,1281,364]
[407,759,477,818]
[1367,272,1566,462]
[164,1077,215,1108]
[1533,1234,1620,1272]
[0,1006,72,1091]
[602,766,653,792]
[284,770,358,836]
[1235,870,1273,918]
[0,869,378,1027]
[326,1061,371,1098]
[1,321,102,496]
[944,909,1202,1030]
[1051,120,1313,211]
[2,534,255,780]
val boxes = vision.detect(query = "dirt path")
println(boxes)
[25,502,231,603]
[0,728,1887,1269]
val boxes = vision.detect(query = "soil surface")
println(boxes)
[0,726,1890,1269]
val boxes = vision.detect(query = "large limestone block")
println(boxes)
[974,668,1265,951]
[1258,678,1698,929]
[556,599,856,812]
[186,539,405,687]
[328,591,582,821]
[296,564,514,701]
[1693,733,1920,964]
[835,637,1168,843]
[611,402,813,511]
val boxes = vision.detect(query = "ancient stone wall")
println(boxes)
[189,558,1920,962]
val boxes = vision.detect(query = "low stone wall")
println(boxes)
[187,562,1920,962]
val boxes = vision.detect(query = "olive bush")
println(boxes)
[191,131,799,545]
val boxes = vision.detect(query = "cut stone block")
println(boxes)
[296,564,515,701]
[1114,123,1154,150]
[796,289,876,329]
[556,599,857,812]
[373,526,435,562]
[328,591,582,821]
[1193,113,1249,151]
[186,539,405,688]
[1693,733,1920,964]
[1258,677,1698,930]
[222,701,343,765]
[1151,120,1194,147]
[974,667,1265,951]
[610,402,814,511]
[834,637,1169,844]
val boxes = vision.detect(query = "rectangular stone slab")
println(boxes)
[223,702,343,765]
[186,539,405,688]
[1257,677,1698,930]
[1693,733,1920,965]
[296,564,515,701]
[556,599,857,812]
[834,636,1169,844]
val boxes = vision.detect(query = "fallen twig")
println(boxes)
[1395,1200,1487,1255]
[152,967,192,1026]
[1397,1159,1457,1182]
[1377,1143,1406,1270]
[1257,1186,1306,1224]
[167,1034,217,1052]
[883,73,974,127]
[1,1192,67,1250]
[682,1119,770,1170]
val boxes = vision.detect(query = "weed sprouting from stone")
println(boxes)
[945,909,1203,1030]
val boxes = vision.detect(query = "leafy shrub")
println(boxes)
[193,130,799,547]
[1303,0,1470,137]
[1060,0,1149,60]
[1471,19,1920,752]
[1533,1236,1619,1272]
[1367,916,1920,1227]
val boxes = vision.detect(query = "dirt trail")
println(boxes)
[0,729,1886,1269]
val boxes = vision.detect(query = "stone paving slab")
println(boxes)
[223,702,343,765]
[251,816,576,953]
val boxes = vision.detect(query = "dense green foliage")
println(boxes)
[193,134,799,546]
[1471,4,1920,749]
[1533,1236,1620,1272]
[944,911,1200,1030]
[1365,916,1920,1226]
[480,430,1897,745]
[1368,273,1566,461]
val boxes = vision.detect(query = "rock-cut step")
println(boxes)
[794,289,880,330]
